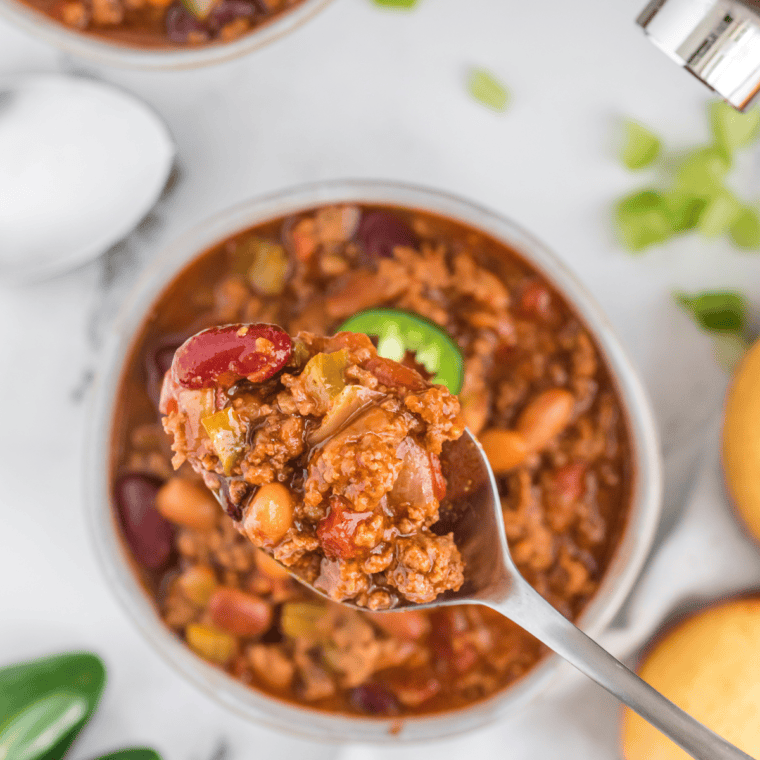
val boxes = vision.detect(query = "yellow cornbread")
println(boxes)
[621,598,760,759]
[724,338,760,541]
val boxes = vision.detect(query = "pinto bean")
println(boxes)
[516,388,575,453]
[208,587,273,637]
[155,477,218,531]
[242,483,294,546]
[478,429,529,473]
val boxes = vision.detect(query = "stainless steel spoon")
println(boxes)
[295,430,753,760]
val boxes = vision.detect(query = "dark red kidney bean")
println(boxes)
[165,3,209,43]
[115,474,174,570]
[145,339,183,407]
[207,0,258,29]
[172,323,292,389]
[348,683,400,715]
[356,211,417,259]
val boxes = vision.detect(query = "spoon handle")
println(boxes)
[487,579,753,760]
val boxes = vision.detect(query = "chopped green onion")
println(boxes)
[674,147,732,197]
[371,0,417,7]
[676,291,747,334]
[696,189,743,238]
[677,290,751,371]
[468,68,509,113]
[662,190,705,232]
[620,120,661,170]
[614,190,671,252]
[712,332,751,372]
[710,101,760,154]
[729,208,760,250]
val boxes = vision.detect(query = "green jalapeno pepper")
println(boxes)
[0,652,105,760]
[338,308,464,394]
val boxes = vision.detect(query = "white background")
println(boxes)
[2,0,760,757]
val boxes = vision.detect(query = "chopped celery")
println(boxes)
[614,191,671,252]
[201,407,245,475]
[676,291,750,370]
[280,602,327,640]
[620,120,661,170]
[729,208,760,250]
[302,350,349,406]
[674,147,731,197]
[712,332,751,372]
[468,69,509,113]
[676,291,747,334]
[180,0,214,18]
[710,101,760,154]
[246,240,289,295]
[696,189,743,238]
[288,340,311,370]
[662,190,705,232]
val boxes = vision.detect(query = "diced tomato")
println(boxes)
[364,355,427,390]
[289,217,318,262]
[317,496,373,559]
[428,452,447,501]
[429,609,477,673]
[548,462,587,510]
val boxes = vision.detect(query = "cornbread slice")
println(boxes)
[621,597,760,759]
[724,338,760,541]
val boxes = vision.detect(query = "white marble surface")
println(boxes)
[3,0,760,758]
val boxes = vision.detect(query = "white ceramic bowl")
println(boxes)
[86,180,663,743]
[0,0,333,69]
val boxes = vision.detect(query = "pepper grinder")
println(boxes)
[639,0,760,110]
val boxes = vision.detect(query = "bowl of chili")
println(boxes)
[86,179,662,741]
[0,0,333,69]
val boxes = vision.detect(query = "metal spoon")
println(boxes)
[289,430,753,760]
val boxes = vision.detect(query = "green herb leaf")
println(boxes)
[710,100,760,154]
[0,652,106,760]
[94,749,163,760]
[676,291,748,334]
[468,68,509,113]
[371,0,417,7]
[620,120,661,170]
[730,207,760,250]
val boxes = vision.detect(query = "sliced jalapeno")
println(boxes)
[0,651,105,760]
[338,308,464,394]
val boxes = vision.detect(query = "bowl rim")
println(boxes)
[0,0,333,70]
[85,178,663,743]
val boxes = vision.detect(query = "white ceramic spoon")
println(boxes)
[0,73,175,282]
